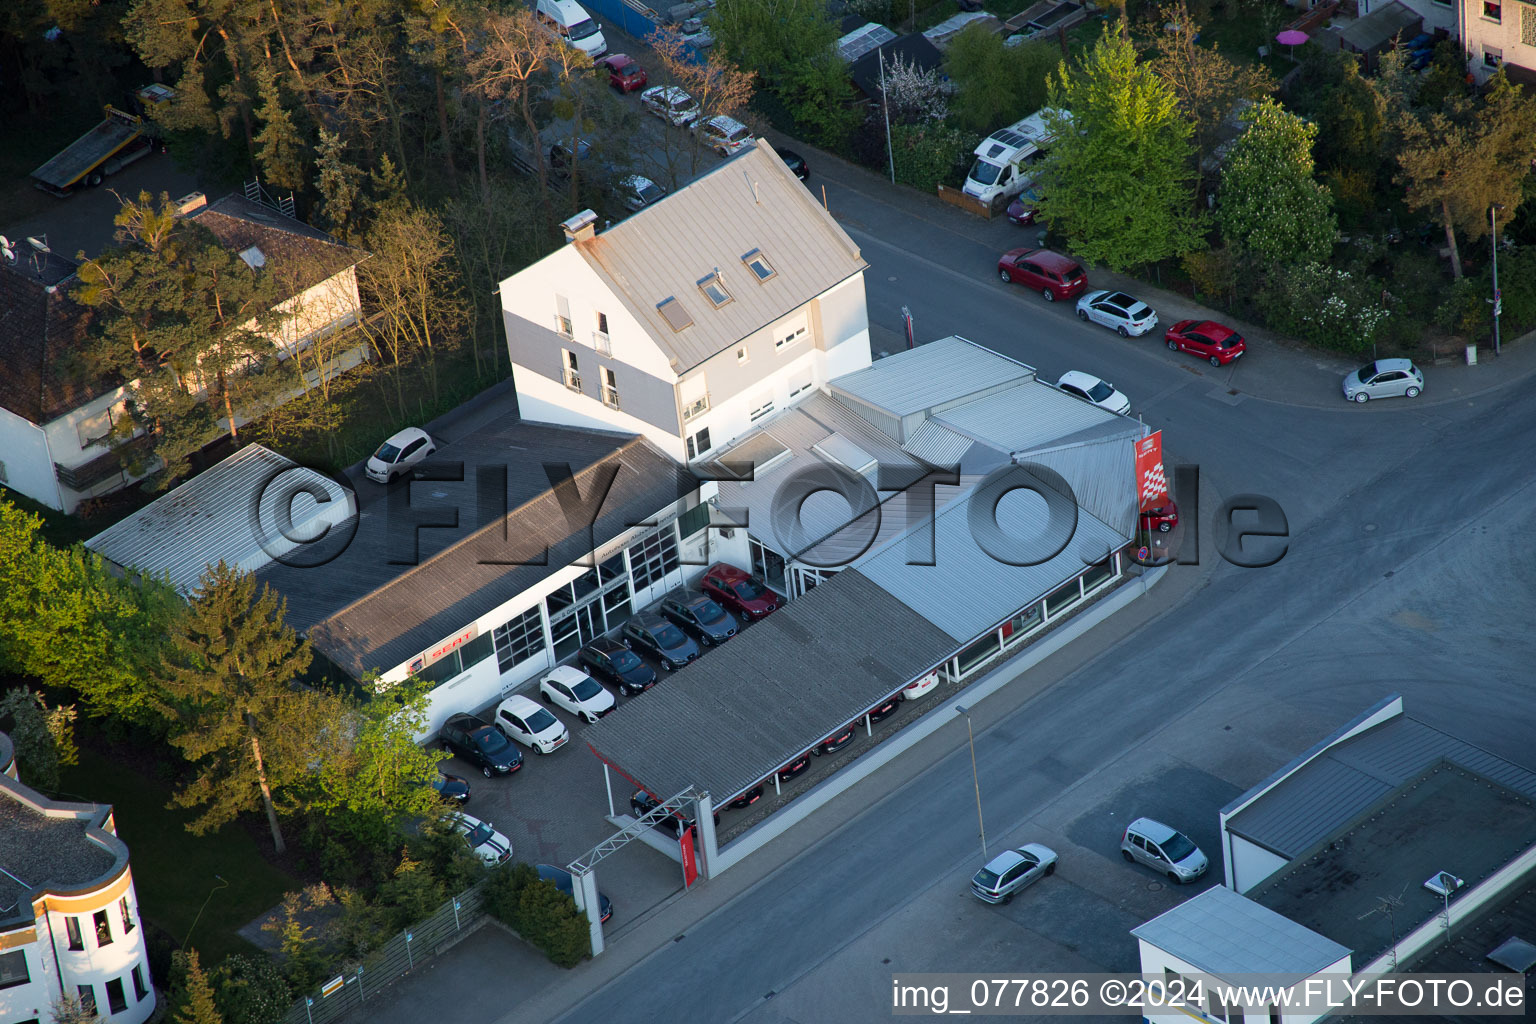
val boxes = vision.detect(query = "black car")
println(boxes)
[776,146,809,181]
[866,696,901,724]
[659,592,739,646]
[811,724,857,757]
[579,636,657,696]
[431,771,472,803]
[549,137,594,175]
[438,712,524,778]
[727,783,763,810]
[536,864,613,923]
[777,753,811,783]
[630,789,719,837]
[621,613,700,671]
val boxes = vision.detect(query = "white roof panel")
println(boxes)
[831,337,1036,417]
[1132,886,1350,979]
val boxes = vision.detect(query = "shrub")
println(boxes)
[888,122,969,193]
[1255,260,1390,353]
[212,953,293,1024]
[484,863,591,968]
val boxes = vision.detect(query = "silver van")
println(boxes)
[1120,817,1208,884]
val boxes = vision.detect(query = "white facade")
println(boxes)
[1132,940,1351,1024]
[1459,0,1536,81]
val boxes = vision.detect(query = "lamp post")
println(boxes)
[955,705,987,859]
[1492,203,1505,356]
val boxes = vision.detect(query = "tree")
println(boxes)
[650,24,755,177]
[1035,28,1204,271]
[0,688,78,794]
[1141,0,1273,190]
[49,994,101,1024]
[253,64,307,192]
[1215,99,1336,266]
[1288,52,1385,182]
[878,49,951,125]
[944,24,1058,134]
[160,562,318,853]
[1396,71,1536,279]
[709,0,857,145]
[173,950,225,1024]
[465,8,563,229]
[209,953,291,1024]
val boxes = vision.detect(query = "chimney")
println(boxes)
[175,191,208,216]
[561,209,600,244]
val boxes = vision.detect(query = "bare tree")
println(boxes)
[466,9,562,230]
[650,25,756,177]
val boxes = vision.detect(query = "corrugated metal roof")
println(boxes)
[1132,886,1350,979]
[901,419,978,466]
[1226,715,1536,858]
[831,337,1036,417]
[583,570,957,804]
[1022,434,1142,539]
[85,445,354,596]
[933,380,1134,454]
[852,471,1133,642]
[576,141,867,372]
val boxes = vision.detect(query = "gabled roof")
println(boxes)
[848,33,946,98]
[572,140,868,373]
[186,194,363,298]
[0,252,110,424]
[1132,886,1350,980]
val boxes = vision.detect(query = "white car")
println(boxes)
[539,665,616,724]
[901,671,940,701]
[446,811,512,865]
[618,174,666,212]
[693,114,752,156]
[1342,358,1424,403]
[641,85,700,126]
[494,694,569,754]
[364,426,435,484]
[1075,290,1158,337]
[1056,370,1131,415]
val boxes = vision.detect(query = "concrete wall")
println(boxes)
[20,871,156,1024]
[1228,838,1291,896]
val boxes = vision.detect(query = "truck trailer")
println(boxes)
[30,84,175,197]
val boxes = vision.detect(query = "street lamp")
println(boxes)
[954,705,987,859]
[1491,204,1506,356]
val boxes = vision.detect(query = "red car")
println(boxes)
[777,753,811,783]
[700,563,780,621]
[598,53,647,92]
[1141,500,1179,533]
[811,724,856,756]
[1165,319,1246,366]
[997,247,1087,302]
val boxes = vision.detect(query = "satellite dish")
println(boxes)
[27,236,50,254]
[0,236,12,262]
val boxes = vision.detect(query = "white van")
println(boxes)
[961,108,1068,209]
[535,0,608,59]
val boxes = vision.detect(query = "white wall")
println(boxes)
[0,403,62,511]
[516,369,688,462]
[1463,0,1535,82]
[38,883,155,1024]
[1135,940,1349,1024]
[1229,838,1292,895]
[818,274,874,379]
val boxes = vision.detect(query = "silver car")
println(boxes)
[970,843,1057,903]
[1342,358,1424,403]
[1120,817,1207,884]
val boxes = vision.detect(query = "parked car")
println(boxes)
[659,592,738,646]
[1342,358,1424,403]
[365,426,435,484]
[1165,319,1246,366]
[1056,370,1130,415]
[438,712,523,778]
[622,613,700,670]
[579,636,656,695]
[539,664,615,723]
[996,247,1087,302]
[776,146,809,181]
[597,52,646,92]
[1140,501,1179,533]
[548,137,594,176]
[431,771,471,804]
[811,724,856,756]
[693,114,752,156]
[1076,289,1158,337]
[494,694,569,754]
[536,864,613,922]
[446,811,513,865]
[630,789,719,836]
[700,563,780,621]
[1120,817,1208,883]
[971,844,1057,904]
[534,0,607,58]
[727,784,763,810]
[866,696,902,723]
[1005,186,1043,226]
[776,753,811,783]
[641,84,700,126]
[901,671,940,701]
[617,173,665,212]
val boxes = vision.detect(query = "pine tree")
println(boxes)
[160,562,316,853]
[254,64,307,191]
[174,951,225,1024]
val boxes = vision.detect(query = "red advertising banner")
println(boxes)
[680,826,698,887]
[1135,431,1169,512]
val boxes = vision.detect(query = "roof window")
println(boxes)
[697,269,732,308]
[657,296,694,332]
[741,249,776,282]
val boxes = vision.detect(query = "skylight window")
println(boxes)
[697,270,732,308]
[741,249,776,282]
[238,246,266,269]
[657,296,694,332]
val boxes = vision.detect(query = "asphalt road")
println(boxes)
[533,171,1536,1023]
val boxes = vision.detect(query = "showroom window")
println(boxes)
[493,606,545,673]
[629,528,680,590]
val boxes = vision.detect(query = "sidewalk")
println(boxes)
[763,125,1536,411]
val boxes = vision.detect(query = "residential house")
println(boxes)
[1459,0,1536,82]
[0,193,364,514]
[498,139,872,467]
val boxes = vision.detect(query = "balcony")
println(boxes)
[681,393,711,421]
[592,330,611,356]
[602,386,621,410]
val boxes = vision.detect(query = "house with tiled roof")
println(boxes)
[0,192,365,513]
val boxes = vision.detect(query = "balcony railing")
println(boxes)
[592,330,611,356]
[602,386,621,410]
[681,393,710,421]
[563,369,582,392]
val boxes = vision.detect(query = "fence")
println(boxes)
[584,0,661,40]
[282,883,489,1024]
[936,184,996,219]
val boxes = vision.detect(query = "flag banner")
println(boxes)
[1135,431,1169,512]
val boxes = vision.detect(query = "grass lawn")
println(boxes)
[56,746,298,966]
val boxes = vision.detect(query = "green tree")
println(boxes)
[709,0,856,145]
[1215,99,1336,266]
[889,122,970,192]
[261,884,336,991]
[253,64,307,192]
[173,950,225,1024]
[1396,71,1536,279]
[160,562,318,853]
[0,688,78,793]
[1288,52,1385,181]
[377,853,446,930]
[210,953,291,1024]
[1035,28,1204,271]
[944,24,1058,134]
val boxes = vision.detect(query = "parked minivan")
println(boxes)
[1120,817,1208,884]
[535,0,607,58]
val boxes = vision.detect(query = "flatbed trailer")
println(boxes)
[30,84,175,197]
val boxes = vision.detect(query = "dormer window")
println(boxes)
[741,249,776,282]
[697,270,732,308]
